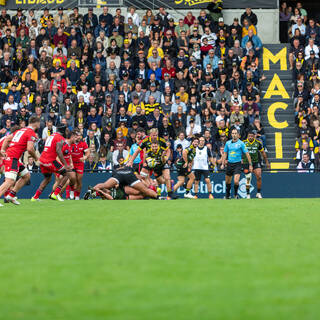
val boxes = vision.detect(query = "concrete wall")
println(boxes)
[7,8,279,44]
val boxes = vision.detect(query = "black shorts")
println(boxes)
[112,171,140,187]
[177,166,190,177]
[194,169,211,181]
[243,162,261,172]
[226,162,242,176]
[153,163,170,178]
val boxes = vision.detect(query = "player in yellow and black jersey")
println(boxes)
[127,128,177,199]
[243,131,270,199]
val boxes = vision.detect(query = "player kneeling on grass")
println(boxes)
[84,157,158,200]
[193,136,217,199]
[243,131,270,199]
[220,128,253,199]
[173,137,199,199]
[31,126,74,201]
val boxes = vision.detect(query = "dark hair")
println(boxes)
[29,115,40,124]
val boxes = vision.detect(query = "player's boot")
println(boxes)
[184,192,195,199]
[31,197,41,202]
[156,187,162,197]
[83,189,92,200]
[234,195,240,199]
[5,195,21,205]
[209,194,214,199]
[70,191,75,200]
[0,203,3,207]
[246,194,251,199]
[256,193,263,199]
[75,196,80,200]
[194,195,198,199]
[50,194,64,201]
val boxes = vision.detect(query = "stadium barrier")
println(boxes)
[12,172,320,199]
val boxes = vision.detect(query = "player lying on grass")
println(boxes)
[173,137,199,199]
[84,157,158,200]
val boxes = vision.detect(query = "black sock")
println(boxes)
[257,188,261,193]
[234,184,239,196]
[186,188,190,193]
[168,191,173,196]
[226,184,231,197]
[246,186,250,195]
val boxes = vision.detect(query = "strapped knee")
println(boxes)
[245,172,252,185]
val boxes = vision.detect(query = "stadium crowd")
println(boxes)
[280,1,320,171]
[0,4,266,174]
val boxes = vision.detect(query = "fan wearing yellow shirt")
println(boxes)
[147,40,164,59]
[127,95,145,116]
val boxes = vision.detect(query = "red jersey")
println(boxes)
[62,143,72,165]
[71,141,89,163]
[40,133,65,163]
[6,127,37,159]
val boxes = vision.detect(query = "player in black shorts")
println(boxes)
[173,137,199,199]
[84,161,158,200]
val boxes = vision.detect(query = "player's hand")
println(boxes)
[0,150,6,157]
[127,160,133,167]
[183,163,188,168]
[266,163,271,170]
[249,165,253,172]
[220,164,224,170]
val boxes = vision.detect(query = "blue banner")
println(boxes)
[9,172,320,199]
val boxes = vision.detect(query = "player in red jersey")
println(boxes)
[51,130,77,198]
[31,126,72,201]
[0,116,40,206]
[70,131,90,200]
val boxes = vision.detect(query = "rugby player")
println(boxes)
[70,130,90,199]
[31,126,72,201]
[51,130,78,199]
[220,128,253,199]
[192,136,216,199]
[84,159,158,200]
[173,137,199,199]
[243,131,270,199]
[0,116,40,206]
[128,128,177,199]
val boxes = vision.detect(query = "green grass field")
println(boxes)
[1,199,320,320]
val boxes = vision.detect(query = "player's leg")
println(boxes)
[225,175,232,199]
[184,172,195,198]
[254,167,263,198]
[173,176,185,192]
[32,172,53,200]
[132,181,158,199]
[68,171,77,199]
[163,168,178,199]
[243,165,251,199]
[233,173,241,198]
[5,167,30,205]
[75,171,83,200]
[204,177,214,199]
[0,159,19,201]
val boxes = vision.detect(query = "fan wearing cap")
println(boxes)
[150,15,163,39]
[53,7,70,28]
[12,8,26,28]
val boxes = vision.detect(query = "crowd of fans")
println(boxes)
[280,1,320,171]
[0,4,266,172]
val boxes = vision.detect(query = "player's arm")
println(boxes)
[260,150,270,169]
[128,148,141,166]
[182,149,189,168]
[80,148,90,162]
[220,151,227,169]
[56,141,70,170]
[245,152,253,172]
[94,187,114,200]
[0,134,13,156]
[27,141,39,162]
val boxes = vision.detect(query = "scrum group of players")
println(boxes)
[0,118,269,206]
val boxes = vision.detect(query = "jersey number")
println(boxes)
[12,130,25,143]
[45,135,54,147]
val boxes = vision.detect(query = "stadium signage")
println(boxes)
[262,47,290,170]
[5,0,278,9]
